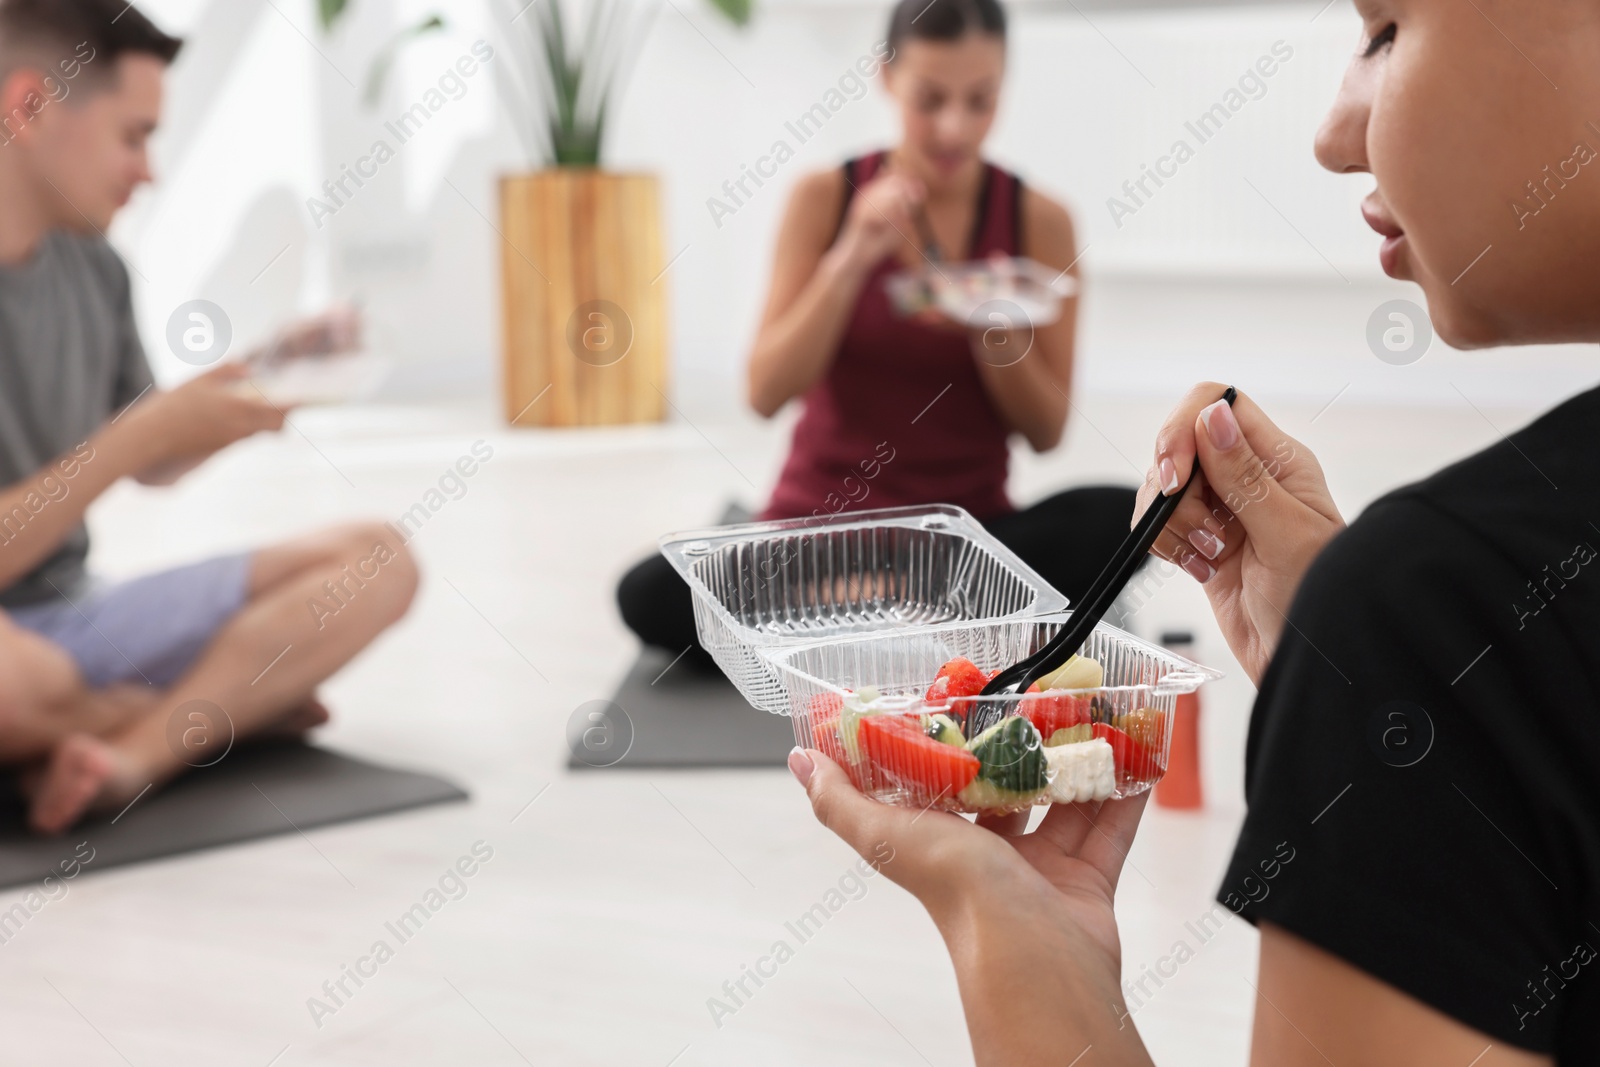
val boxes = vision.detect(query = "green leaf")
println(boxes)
[361,14,448,107]
[532,0,754,168]
[318,0,349,32]
[705,0,751,27]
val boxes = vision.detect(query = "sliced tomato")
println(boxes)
[924,657,990,728]
[1091,721,1165,787]
[1022,686,1092,739]
[804,693,849,766]
[807,692,843,717]
[858,713,980,799]
[924,657,988,703]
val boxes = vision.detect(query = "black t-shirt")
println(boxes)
[1219,383,1600,1059]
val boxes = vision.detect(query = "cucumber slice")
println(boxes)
[838,687,880,765]
[958,776,1042,811]
[922,713,965,747]
[1045,724,1093,747]
[962,716,1049,806]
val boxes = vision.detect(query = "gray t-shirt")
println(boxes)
[0,231,153,607]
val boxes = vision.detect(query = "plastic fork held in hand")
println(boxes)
[913,204,942,264]
[975,387,1239,718]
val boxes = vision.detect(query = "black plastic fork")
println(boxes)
[974,386,1239,715]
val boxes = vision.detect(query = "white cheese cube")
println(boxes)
[1045,738,1116,804]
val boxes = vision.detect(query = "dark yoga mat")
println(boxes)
[0,742,467,890]
[570,648,795,770]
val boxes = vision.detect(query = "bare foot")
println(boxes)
[22,695,334,833]
[78,684,163,737]
[23,734,140,835]
[0,680,162,764]
[254,697,332,742]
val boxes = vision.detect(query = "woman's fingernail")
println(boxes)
[788,747,815,787]
[1188,528,1224,560]
[1159,456,1181,495]
[1201,400,1240,450]
[1180,550,1215,583]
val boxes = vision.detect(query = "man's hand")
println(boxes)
[115,364,286,476]
[1136,383,1345,685]
[250,304,362,366]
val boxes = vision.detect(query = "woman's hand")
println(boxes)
[910,304,969,333]
[835,170,926,271]
[791,748,1157,1067]
[1137,383,1345,686]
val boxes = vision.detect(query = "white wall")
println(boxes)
[115,0,1600,417]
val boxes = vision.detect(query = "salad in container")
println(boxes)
[886,255,1079,327]
[659,507,1222,814]
[772,614,1220,815]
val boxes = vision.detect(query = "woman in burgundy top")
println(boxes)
[619,0,1143,665]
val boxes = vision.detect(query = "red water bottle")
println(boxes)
[1156,630,1203,810]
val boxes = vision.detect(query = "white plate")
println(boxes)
[245,349,392,407]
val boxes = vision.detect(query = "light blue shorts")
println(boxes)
[8,554,255,689]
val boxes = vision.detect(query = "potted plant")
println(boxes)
[493,0,751,427]
[317,1,448,105]
[321,0,750,426]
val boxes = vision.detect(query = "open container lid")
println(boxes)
[659,505,1074,712]
[659,504,1072,646]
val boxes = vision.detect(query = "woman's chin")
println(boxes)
[915,150,976,184]
[1424,297,1516,351]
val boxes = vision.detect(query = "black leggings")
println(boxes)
[616,486,1142,670]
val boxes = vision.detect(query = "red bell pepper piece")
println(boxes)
[1022,686,1092,739]
[804,692,850,767]
[1092,721,1165,786]
[858,713,980,799]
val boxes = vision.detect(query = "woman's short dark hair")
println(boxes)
[886,0,1007,54]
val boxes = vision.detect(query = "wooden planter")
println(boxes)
[499,170,668,427]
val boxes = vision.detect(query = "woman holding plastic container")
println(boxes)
[794,3,1600,1064]
[617,0,1144,664]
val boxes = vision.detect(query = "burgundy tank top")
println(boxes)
[762,151,1024,523]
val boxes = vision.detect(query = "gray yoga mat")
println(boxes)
[570,648,795,770]
[0,742,467,890]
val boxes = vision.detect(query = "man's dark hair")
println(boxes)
[886,0,1006,54]
[0,0,183,81]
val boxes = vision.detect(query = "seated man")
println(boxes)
[0,0,418,833]
[0,612,158,763]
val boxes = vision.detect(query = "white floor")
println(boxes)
[0,389,1564,1065]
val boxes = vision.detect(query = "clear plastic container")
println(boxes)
[659,506,1069,713]
[886,256,1080,327]
[239,302,392,406]
[766,613,1222,814]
